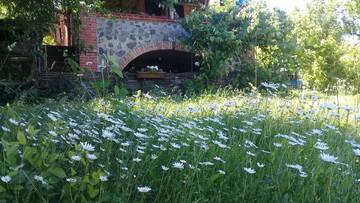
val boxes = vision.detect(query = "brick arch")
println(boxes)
[118,41,190,70]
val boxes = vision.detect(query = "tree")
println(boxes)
[292,0,347,90]
[181,8,240,86]
[0,0,110,45]
[182,1,299,89]
[343,0,360,39]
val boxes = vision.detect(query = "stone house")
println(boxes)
[72,0,210,90]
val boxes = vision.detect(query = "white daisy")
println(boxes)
[120,126,133,132]
[1,176,11,183]
[299,172,308,177]
[66,178,77,183]
[161,165,169,171]
[34,175,47,185]
[199,161,214,166]
[47,114,57,122]
[314,141,328,150]
[137,186,151,193]
[170,143,181,149]
[80,142,95,152]
[134,132,149,139]
[137,128,148,132]
[34,175,44,182]
[151,154,158,160]
[1,126,10,132]
[247,151,256,157]
[68,133,80,140]
[102,130,115,140]
[353,149,360,156]
[212,140,228,149]
[244,167,256,174]
[100,175,108,182]
[9,119,19,126]
[172,162,184,170]
[320,153,338,163]
[86,153,97,160]
[213,156,226,163]
[133,158,142,162]
[286,164,303,172]
[49,131,57,136]
[71,155,81,161]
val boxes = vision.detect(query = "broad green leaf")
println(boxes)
[48,167,66,178]
[24,147,40,168]
[64,58,80,73]
[27,125,37,137]
[17,131,26,145]
[114,85,129,98]
[114,85,120,96]
[71,168,77,176]
[108,55,123,78]
[87,185,99,198]
[5,142,18,165]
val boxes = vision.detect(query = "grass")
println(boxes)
[0,89,360,202]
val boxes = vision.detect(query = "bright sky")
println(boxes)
[209,0,312,12]
[210,0,351,12]
[265,0,312,12]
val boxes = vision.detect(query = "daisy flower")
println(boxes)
[137,186,151,193]
[172,162,184,170]
[71,155,81,161]
[86,153,97,160]
[161,165,169,171]
[100,175,108,182]
[80,142,95,152]
[66,178,77,183]
[1,176,11,183]
[320,153,338,163]
[353,149,360,156]
[244,167,256,174]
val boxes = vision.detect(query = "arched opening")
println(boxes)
[145,0,166,16]
[124,50,199,73]
[122,50,200,91]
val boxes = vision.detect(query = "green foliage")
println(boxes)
[230,1,298,88]
[344,0,360,38]
[64,58,82,73]
[181,9,240,85]
[292,0,352,91]
[182,77,207,95]
[182,0,360,93]
[114,85,129,98]
[182,1,298,90]
[0,0,108,45]
[103,55,123,79]
[341,44,360,92]
[210,0,236,12]
[42,35,57,46]
[64,56,128,99]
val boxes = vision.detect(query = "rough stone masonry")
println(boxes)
[96,17,188,70]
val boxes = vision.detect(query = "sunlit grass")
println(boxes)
[0,90,360,202]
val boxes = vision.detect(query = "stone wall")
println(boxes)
[96,17,188,70]
[79,13,189,72]
[97,18,185,57]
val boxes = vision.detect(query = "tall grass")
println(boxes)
[0,90,360,202]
